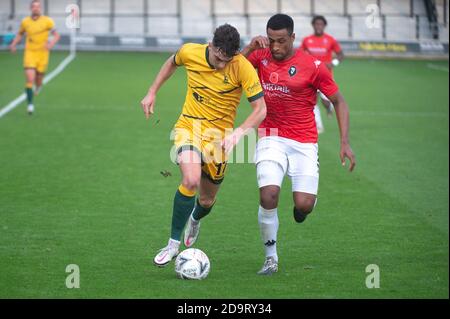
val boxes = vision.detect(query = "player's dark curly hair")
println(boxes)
[312,15,328,26]
[212,24,240,58]
[267,14,294,35]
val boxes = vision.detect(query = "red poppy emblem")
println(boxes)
[269,72,279,84]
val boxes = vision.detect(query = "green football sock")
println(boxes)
[25,88,33,105]
[192,199,214,221]
[170,189,195,241]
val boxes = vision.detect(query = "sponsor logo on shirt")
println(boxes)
[262,81,290,94]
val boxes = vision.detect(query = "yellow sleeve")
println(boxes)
[47,17,55,31]
[238,57,264,102]
[173,44,190,66]
[18,18,27,34]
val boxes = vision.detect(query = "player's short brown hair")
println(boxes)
[212,24,240,58]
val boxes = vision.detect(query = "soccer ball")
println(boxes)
[175,248,210,280]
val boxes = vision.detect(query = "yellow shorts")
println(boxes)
[24,50,49,73]
[174,121,228,184]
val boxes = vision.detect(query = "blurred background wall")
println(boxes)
[0,0,448,56]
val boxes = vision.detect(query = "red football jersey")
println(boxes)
[300,33,342,65]
[248,48,339,143]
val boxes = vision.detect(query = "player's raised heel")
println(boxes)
[184,215,201,248]
[257,256,278,275]
[153,240,180,267]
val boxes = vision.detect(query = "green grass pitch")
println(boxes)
[0,50,448,298]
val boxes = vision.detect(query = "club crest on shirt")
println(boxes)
[269,72,279,84]
[288,66,297,77]
[261,59,268,66]
[223,74,229,84]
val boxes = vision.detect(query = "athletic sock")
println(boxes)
[258,206,279,262]
[25,85,33,105]
[192,198,214,221]
[170,185,196,241]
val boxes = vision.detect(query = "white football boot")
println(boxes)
[257,256,278,275]
[184,215,201,248]
[27,104,34,115]
[153,239,180,267]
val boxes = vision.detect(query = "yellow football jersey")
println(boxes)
[19,15,55,51]
[173,43,264,133]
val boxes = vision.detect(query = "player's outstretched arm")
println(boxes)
[9,32,23,53]
[241,36,269,57]
[329,92,356,172]
[140,55,178,120]
[221,97,267,154]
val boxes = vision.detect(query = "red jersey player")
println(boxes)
[301,15,344,133]
[242,14,355,275]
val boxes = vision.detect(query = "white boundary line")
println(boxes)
[0,52,76,118]
[427,63,449,73]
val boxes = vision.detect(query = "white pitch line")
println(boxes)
[427,63,449,73]
[0,52,76,118]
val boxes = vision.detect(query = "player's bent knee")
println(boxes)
[293,198,316,223]
[181,177,200,191]
[296,198,315,213]
[260,191,279,210]
[259,185,280,210]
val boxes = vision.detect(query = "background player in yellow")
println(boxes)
[140,24,267,267]
[9,0,60,115]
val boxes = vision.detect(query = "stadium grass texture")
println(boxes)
[0,51,448,298]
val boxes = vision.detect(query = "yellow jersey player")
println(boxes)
[141,24,267,267]
[9,0,60,115]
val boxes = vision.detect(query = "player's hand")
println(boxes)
[221,128,244,155]
[9,44,16,53]
[249,36,269,51]
[46,42,53,51]
[340,142,356,172]
[140,91,156,120]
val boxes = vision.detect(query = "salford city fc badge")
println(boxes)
[288,66,297,77]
